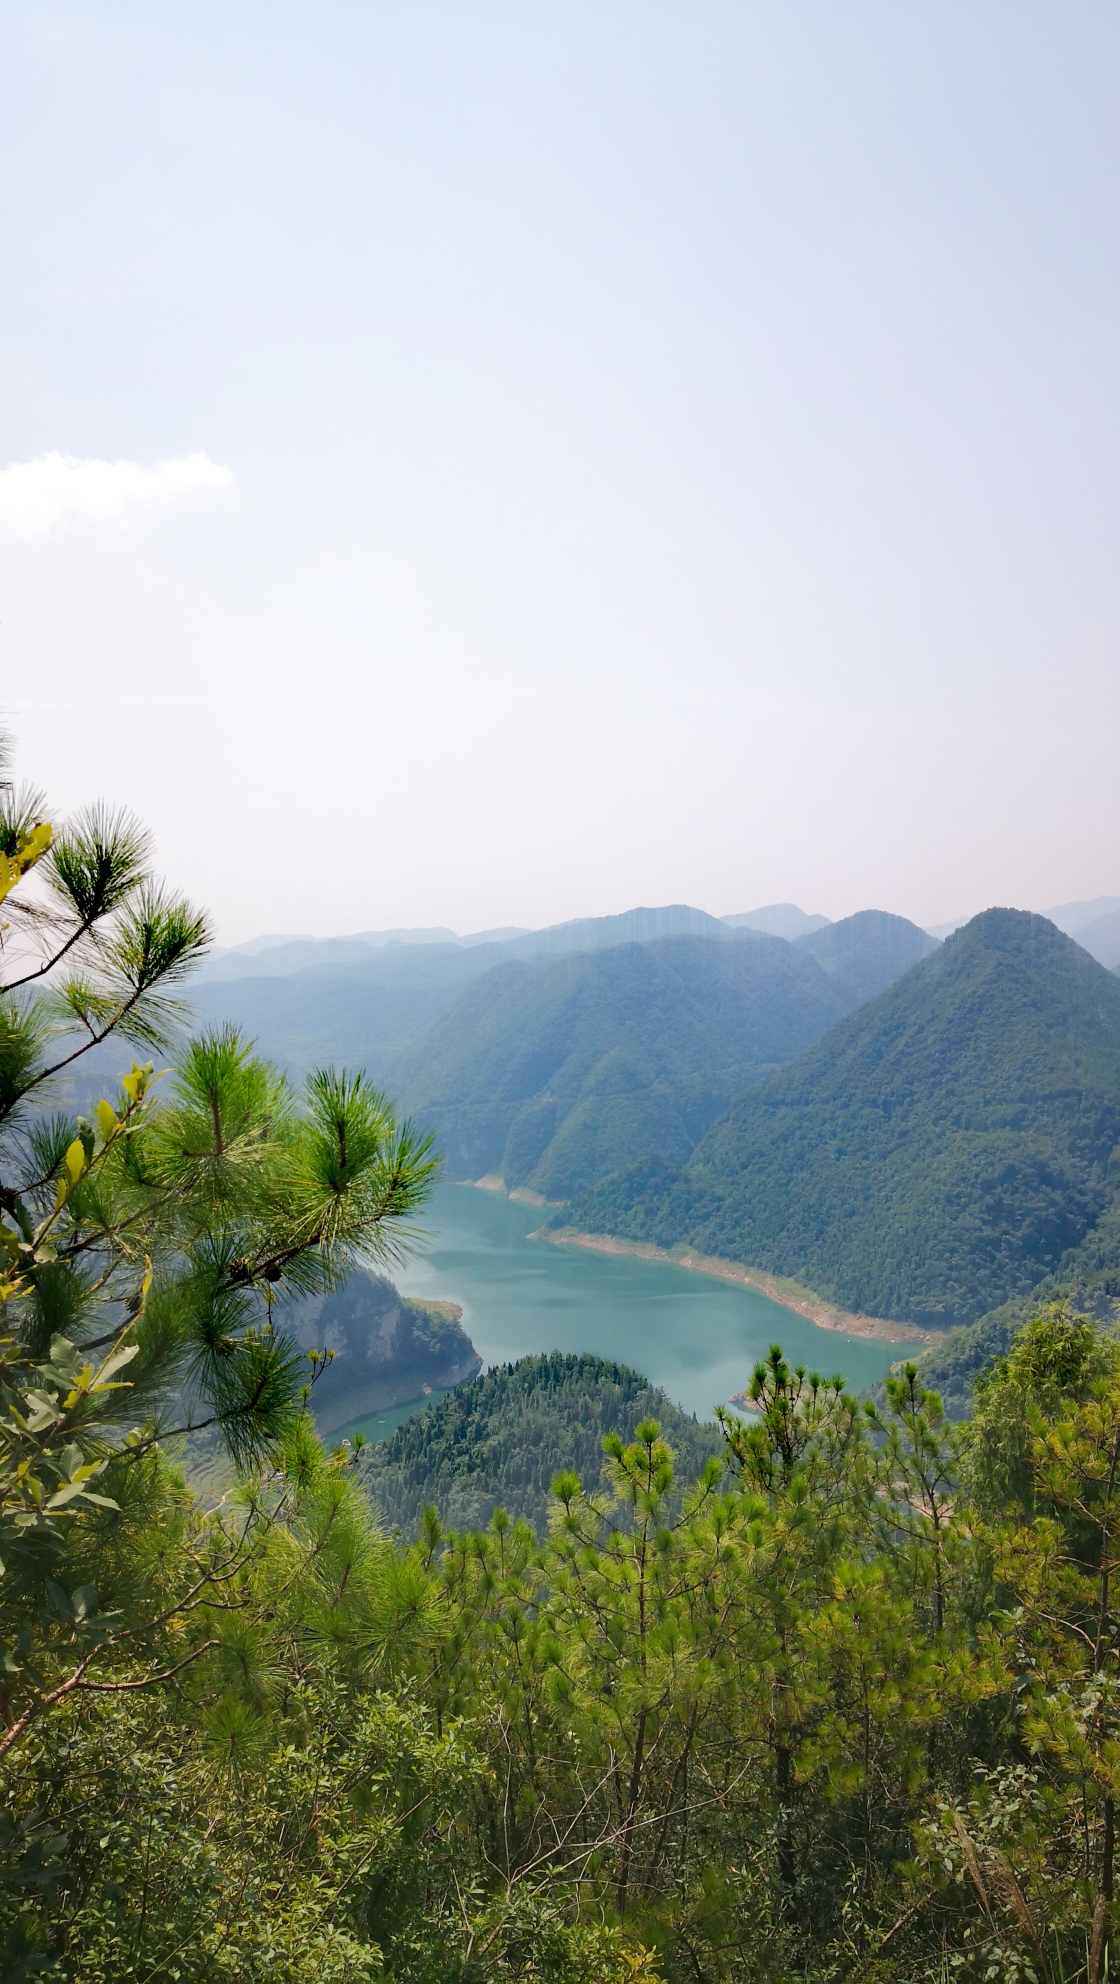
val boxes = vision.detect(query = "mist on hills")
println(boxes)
[562,911,1120,1328]
[382,931,853,1198]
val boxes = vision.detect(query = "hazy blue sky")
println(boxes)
[2,3,1118,941]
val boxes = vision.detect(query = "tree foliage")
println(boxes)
[359,1352,722,1537]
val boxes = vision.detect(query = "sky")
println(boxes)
[1,2,1118,944]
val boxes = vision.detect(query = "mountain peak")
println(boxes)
[566,907,1120,1330]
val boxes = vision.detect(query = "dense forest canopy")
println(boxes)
[384,933,849,1196]
[359,1351,721,1537]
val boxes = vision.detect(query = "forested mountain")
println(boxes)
[193,904,732,989]
[13,726,1120,1975]
[358,1351,722,1536]
[179,909,934,1156]
[906,1196,1120,1417]
[381,912,936,1199]
[793,906,939,1003]
[561,910,1120,1327]
[502,902,732,960]
[382,931,853,1197]
[182,913,761,1082]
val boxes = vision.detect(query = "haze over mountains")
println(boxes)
[928,895,1120,965]
[381,914,938,1199]
[197,894,1120,982]
[187,904,876,1077]
[183,893,1120,1359]
[187,905,939,1188]
[564,912,1120,1329]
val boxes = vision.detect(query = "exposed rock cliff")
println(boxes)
[286,1269,480,1435]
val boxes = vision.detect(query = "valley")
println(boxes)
[190,897,1120,1441]
[366,1178,901,1428]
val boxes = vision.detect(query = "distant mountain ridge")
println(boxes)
[382,930,852,1197]
[794,909,938,1004]
[559,911,1120,1329]
[722,904,831,940]
[383,911,937,1201]
[198,891,1119,988]
[1068,907,1120,971]
[925,896,1120,967]
[1046,895,1120,937]
[184,903,929,1092]
[196,902,832,985]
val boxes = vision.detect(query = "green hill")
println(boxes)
[382,930,856,1198]
[357,1351,722,1537]
[794,907,939,1003]
[561,910,1120,1328]
[906,1197,1120,1418]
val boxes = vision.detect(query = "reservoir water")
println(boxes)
[351,1181,901,1436]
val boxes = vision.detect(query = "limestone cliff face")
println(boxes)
[284,1270,481,1434]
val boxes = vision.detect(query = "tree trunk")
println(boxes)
[616,1709,648,1916]
[776,1740,795,1889]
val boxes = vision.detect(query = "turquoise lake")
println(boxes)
[338,1182,904,1442]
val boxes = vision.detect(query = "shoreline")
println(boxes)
[530,1227,937,1346]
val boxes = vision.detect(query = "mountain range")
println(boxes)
[561,911,1120,1328]
[380,912,936,1199]
[179,893,1120,1359]
[196,892,1120,982]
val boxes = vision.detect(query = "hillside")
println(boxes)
[561,911,1120,1328]
[180,911,761,1083]
[357,1351,722,1536]
[907,1197,1120,1417]
[794,907,939,1004]
[383,913,937,1200]
[178,904,934,1112]
[283,1270,481,1435]
[186,942,506,1078]
[383,930,854,1197]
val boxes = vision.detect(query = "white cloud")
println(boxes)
[0,450,234,536]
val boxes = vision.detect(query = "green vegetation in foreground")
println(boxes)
[383,929,858,1199]
[562,909,1120,1327]
[358,1351,722,1537]
[14,739,1120,1978]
